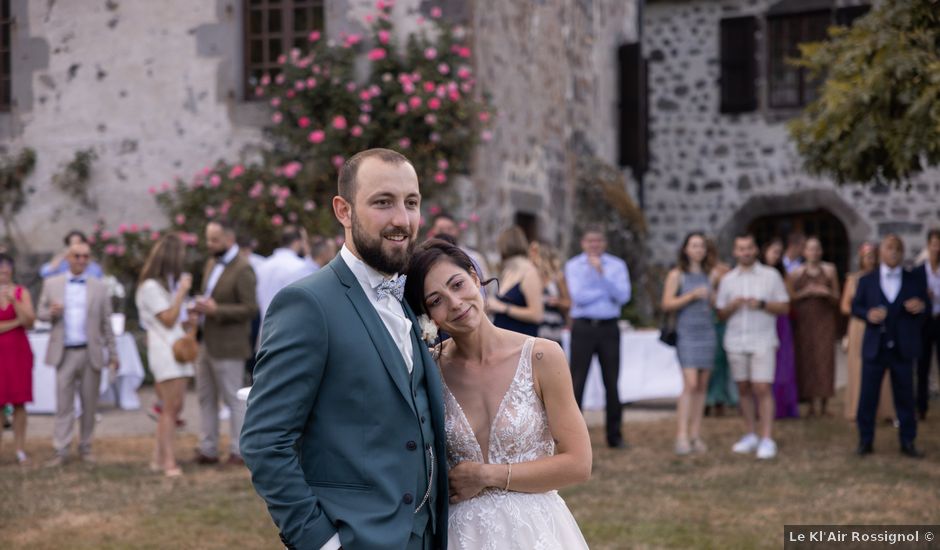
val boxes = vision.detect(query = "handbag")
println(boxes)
[659,273,680,347]
[172,324,199,364]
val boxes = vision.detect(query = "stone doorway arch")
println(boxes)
[717,188,872,276]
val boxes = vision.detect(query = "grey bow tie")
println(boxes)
[376,276,406,301]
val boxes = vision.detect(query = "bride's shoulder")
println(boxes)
[529,337,566,366]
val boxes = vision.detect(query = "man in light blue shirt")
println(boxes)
[39,230,104,279]
[564,225,632,448]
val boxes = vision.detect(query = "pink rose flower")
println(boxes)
[408,96,422,109]
[360,102,373,112]
[424,47,437,60]
[459,221,468,231]
[210,174,222,188]
[298,116,311,128]
[174,214,186,225]
[308,30,321,42]
[395,102,408,115]
[429,205,442,215]
[351,125,363,137]
[129,223,139,232]
[249,181,264,198]
[368,48,387,61]
[428,97,441,110]
[150,231,161,241]
[429,132,441,142]
[402,82,416,94]
[148,186,157,195]
[344,34,362,47]
[332,116,348,130]
[460,82,473,93]
[254,86,264,97]
[369,84,381,96]
[448,90,461,101]
[205,206,217,218]
[359,113,371,125]
[104,244,117,255]
[469,212,480,222]
[286,90,295,99]
[275,197,286,208]
[271,214,284,227]
[457,66,472,80]
[228,165,245,179]
[398,137,411,149]
[308,130,326,143]
[430,6,442,18]
[118,223,128,234]
[101,230,112,240]
[365,14,374,23]
[478,111,491,122]
[424,114,437,125]
[304,200,316,211]
[433,172,446,184]
[437,159,449,170]
[260,74,271,86]
[220,200,231,215]
[160,181,171,192]
[378,30,391,45]
[423,81,435,93]
[288,212,298,223]
[277,54,287,65]
[294,80,306,90]
[438,63,450,75]
[481,130,493,141]
[458,46,471,58]
[306,77,317,88]
[272,112,283,124]
[283,161,303,179]
[332,155,345,168]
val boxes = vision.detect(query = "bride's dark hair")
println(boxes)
[404,238,495,316]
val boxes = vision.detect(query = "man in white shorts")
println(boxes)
[716,234,790,459]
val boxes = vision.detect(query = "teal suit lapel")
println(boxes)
[328,255,416,415]
[402,302,447,425]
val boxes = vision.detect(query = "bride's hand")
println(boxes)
[448,461,492,504]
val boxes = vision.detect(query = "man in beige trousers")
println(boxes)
[190,220,258,466]
[38,241,117,465]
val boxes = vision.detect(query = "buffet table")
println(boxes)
[561,328,683,410]
[26,331,145,414]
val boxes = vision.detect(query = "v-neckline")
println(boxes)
[444,337,533,464]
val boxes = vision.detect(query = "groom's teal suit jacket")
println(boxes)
[241,254,449,550]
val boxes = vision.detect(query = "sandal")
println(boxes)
[16,449,28,465]
[164,467,183,478]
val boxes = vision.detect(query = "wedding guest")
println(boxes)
[788,237,840,417]
[717,234,789,460]
[565,225,632,449]
[853,235,928,458]
[255,226,318,321]
[0,253,36,465]
[782,232,805,274]
[427,211,490,280]
[763,239,799,419]
[705,238,737,415]
[916,229,940,420]
[530,240,570,344]
[135,234,194,477]
[39,230,104,279]
[841,242,894,422]
[661,232,715,455]
[310,234,339,268]
[191,220,258,466]
[37,241,118,466]
[487,226,543,337]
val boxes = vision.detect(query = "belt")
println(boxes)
[574,318,618,327]
[64,344,87,349]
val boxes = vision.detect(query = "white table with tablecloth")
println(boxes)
[25,331,145,414]
[561,327,683,410]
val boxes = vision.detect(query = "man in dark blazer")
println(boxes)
[191,219,258,465]
[241,149,448,550]
[852,234,929,458]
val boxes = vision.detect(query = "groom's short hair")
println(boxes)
[338,148,412,204]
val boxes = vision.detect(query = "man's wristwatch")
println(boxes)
[758,300,767,310]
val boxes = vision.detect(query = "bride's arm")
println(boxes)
[449,340,592,502]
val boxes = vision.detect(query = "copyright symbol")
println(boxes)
[926,532,934,542]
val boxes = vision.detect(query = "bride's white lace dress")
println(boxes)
[442,337,589,549]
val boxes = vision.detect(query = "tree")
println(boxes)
[788,0,940,186]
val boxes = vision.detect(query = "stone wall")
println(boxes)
[642,0,940,266]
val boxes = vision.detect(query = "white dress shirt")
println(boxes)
[715,262,790,353]
[256,248,319,320]
[880,264,902,304]
[64,272,89,346]
[340,245,413,372]
[205,245,239,298]
[924,262,940,316]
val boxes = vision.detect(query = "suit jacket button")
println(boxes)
[421,416,426,424]
[403,493,414,504]
[406,440,417,451]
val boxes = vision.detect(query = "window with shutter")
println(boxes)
[767,10,831,108]
[719,16,758,114]
[618,43,648,178]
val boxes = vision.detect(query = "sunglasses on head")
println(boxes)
[72,253,91,259]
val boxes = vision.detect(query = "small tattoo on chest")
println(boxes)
[535,352,544,360]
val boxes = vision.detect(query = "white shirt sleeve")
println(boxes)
[715,277,730,309]
[320,533,341,550]
[770,271,790,303]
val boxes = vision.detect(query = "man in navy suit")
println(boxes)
[852,234,929,458]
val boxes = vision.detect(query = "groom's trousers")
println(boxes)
[407,526,433,550]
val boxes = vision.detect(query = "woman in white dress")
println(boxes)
[135,233,195,477]
[405,239,592,550]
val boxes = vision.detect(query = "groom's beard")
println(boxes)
[351,212,415,275]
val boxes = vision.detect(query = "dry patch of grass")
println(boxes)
[1,410,939,548]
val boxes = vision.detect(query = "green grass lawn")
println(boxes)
[1,409,939,549]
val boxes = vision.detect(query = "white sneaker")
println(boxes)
[732,433,760,454]
[756,438,777,460]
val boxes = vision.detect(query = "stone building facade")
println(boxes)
[641,0,940,272]
[0,0,637,259]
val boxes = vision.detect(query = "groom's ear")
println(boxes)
[333,195,353,229]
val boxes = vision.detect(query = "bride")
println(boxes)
[404,239,592,549]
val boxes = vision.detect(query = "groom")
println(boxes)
[241,149,448,550]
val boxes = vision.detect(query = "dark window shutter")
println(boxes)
[618,43,648,177]
[835,5,870,27]
[719,16,758,114]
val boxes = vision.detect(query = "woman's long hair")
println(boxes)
[139,233,185,289]
[677,232,714,274]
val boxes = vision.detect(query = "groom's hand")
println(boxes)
[448,461,490,504]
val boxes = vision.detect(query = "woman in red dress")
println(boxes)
[0,252,36,464]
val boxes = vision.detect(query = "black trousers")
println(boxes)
[917,314,940,415]
[857,346,917,447]
[570,319,622,445]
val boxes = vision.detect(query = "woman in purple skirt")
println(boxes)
[763,239,800,418]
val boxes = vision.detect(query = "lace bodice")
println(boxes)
[442,337,555,469]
